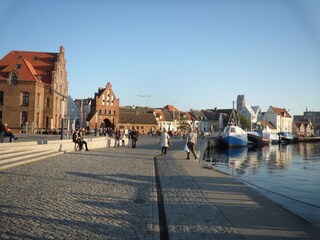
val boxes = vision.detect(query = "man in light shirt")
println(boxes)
[186,128,198,160]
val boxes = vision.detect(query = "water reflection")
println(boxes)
[204,144,295,177]
[203,142,320,226]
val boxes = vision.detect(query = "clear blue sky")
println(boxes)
[1,0,319,115]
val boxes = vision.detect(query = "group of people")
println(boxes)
[0,121,18,143]
[72,129,89,151]
[159,128,199,160]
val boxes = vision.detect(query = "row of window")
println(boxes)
[98,109,117,115]
[0,91,29,106]
[0,110,28,125]
[0,91,52,108]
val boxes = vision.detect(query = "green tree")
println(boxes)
[179,117,190,132]
[239,115,251,130]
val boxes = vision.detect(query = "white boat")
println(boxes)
[263,132,279,144]
[247,130,279,145]
[221,109,248,147]
[221,125,248,147]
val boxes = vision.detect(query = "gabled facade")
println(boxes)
[154,108,174,131]
[252,106,262,122]
[86,82,119,130]
[260,120,277,134]
[265,106,292,133]
[189,110,213,132]
[0,46,68,133]
[240,104,257,125]
[184,112,198,130]
[303,110,320,134]
[294,121,314,136]
[163,105,180,131]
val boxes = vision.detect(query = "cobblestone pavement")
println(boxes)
[0,135,245,240]
[0,137,160,240]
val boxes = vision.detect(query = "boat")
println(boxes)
[222,125,248,147]
[278,132,295,144]
[247,130,270,145]
[263,132,279,144]
[221,109,248,147]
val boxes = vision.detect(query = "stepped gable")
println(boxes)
[0,50,58,86]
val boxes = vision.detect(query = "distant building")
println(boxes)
[67,95,81,131]
[74,98,92,129]
[189,110,209,132]
[86,82,120,130]
[265,106,292,133]
[236,95,245,113]
[303,109,320,134]
[260,120,277,134]
[117,106,158,133]
[239,104,257,128]
[0,46,68,133]
[252,106,262,122]
[294,108,320,135]
[154,108,174,131]
[294,121,314,136]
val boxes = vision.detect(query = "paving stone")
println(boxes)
[0,136,245,239]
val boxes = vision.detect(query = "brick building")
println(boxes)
[0,46,68,133]
[117,106,158,134]
[86,82,119,130]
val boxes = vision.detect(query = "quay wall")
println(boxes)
[0,136,126,153]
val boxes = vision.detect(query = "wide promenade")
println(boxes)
[0,135,319,240]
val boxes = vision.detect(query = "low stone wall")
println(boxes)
[0,136,129,153]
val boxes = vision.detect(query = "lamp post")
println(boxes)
[60,97,65,140]
[95,110,98,136]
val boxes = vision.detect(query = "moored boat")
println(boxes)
[247,130,270,145]
[221,125,248,147]
[278,132,294,144]
[221,108,248,147]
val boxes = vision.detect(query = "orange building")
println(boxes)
[0,46,68,133]
[86,82,119,130]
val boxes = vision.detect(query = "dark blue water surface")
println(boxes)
[204,142,320,227]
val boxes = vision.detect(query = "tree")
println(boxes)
[239,115,251,130]
[178,116,190,132]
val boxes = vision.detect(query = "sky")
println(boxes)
[1,0,319,115]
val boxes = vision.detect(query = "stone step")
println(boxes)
[0,150,63,171]
[0,149,35,160]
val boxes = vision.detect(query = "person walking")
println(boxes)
[186,128,198,160]
[159,129,170,155]
[114,128,121,147]
[131,129,138,148]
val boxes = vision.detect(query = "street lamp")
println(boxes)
[95,110,98,136]
[60,97,65,140]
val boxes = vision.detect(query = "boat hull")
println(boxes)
[222,135,248,147]
[248,132,270,145]
[221,126,248,147]
[278,132,294,144]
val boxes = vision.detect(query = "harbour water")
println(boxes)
[203,142,320,228]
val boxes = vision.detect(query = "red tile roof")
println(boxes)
[270,106,291,118]
[0,50,58,86]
